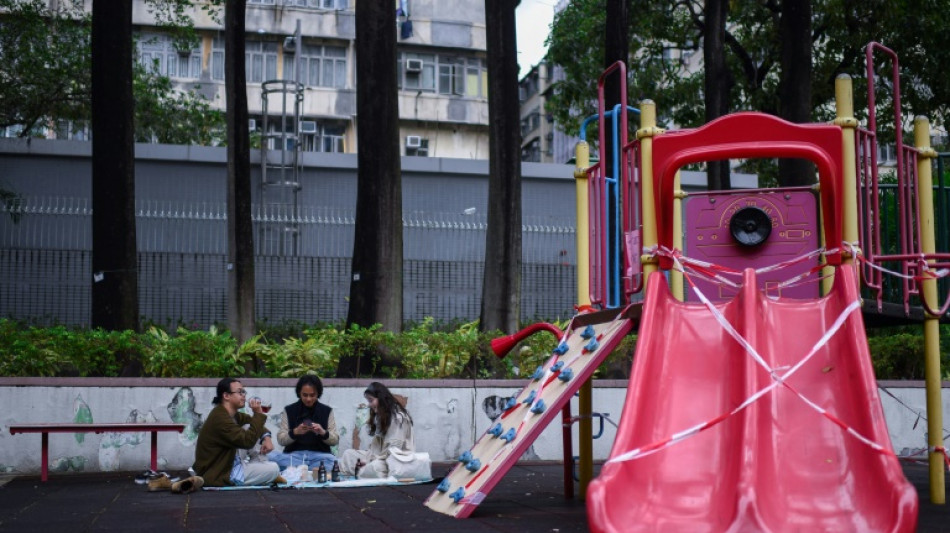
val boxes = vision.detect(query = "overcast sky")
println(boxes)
[516,0,557,78]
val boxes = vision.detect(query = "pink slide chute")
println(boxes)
[588,265,918,532]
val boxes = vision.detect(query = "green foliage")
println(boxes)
[0,0,225,145]
[141,325,246,377]
[547,0,950,140]
[1,319,946,381]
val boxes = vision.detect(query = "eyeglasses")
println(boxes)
[227,389,247,396]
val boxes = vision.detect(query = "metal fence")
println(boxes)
[0,196,577,327]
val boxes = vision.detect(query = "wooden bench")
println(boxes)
[9,423,186,481]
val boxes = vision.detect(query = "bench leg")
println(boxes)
[150,431,158,471]
[41,433,48,482]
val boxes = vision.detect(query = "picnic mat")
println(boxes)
[202,476,435,491]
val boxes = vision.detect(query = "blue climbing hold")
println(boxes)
[488,423,503,437]
[550,361,564,372]
[465,458,481,472]
[450,487,465,503]
[530,365,544,380]
[501,428,517,443]
[522,389,537,404]
[581,325,596,339]
[553,341,569,355]
[437,478,451,492]
[504,396,518,410]
[558,367,574,382]
[584,338,600,352]
[530,399,546,414]
[458,450,473,463]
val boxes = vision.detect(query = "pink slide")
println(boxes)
[587,265,918,532]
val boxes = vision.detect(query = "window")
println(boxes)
[284,44,347,88]
[398,52,486,97]
[212,37,225,80]
[276,118,345,153]
[136,33,201,80]
[520,108,540,137]
[406,138,429,157]
[246,40,279,83]
[521,138,541,162]
[284,0,349,8]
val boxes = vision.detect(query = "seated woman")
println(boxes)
[267,375,339,470]
[340,381,415,479]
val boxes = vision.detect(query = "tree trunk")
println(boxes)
[91,0,140,375]
[338,0,403,377]
[479,0,522,335]
[777,0,814,186]
[703,0,732,190]
[224,1,257,358]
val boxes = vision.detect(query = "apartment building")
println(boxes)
[518,61,577,164]
[21,0,491,158]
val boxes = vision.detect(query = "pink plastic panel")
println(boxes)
[587,265,917,532]
[683,188,820,301]
[651,112,843,269]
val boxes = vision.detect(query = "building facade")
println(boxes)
[15,0,491,159]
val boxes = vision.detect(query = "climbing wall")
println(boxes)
[424,306,640,518]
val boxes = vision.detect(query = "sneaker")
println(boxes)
[171,476,204,494]
[134,470,158,485]
[147,474,173,492]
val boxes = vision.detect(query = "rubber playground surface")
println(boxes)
[0,461,947,532]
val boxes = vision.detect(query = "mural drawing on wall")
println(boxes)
[99,409,159,471]
[72,394,92,444]
[167,387,202,445]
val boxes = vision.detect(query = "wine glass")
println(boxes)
[261,400,272,414]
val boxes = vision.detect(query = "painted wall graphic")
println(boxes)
[98,409,158,472]
[72,394,92,444]
[167,387,202,445]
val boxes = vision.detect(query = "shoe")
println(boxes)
[147,474,173,492]
[171,476,204,494]
[135,469,158,484]
[274,475,287,485]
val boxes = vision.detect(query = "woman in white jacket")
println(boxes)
[340,382,414,478]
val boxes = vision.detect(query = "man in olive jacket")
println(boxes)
[193,378,280,486]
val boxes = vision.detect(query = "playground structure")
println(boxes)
[425,43,948,531]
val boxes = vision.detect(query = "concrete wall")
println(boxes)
[0,379,942,476]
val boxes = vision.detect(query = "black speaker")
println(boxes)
[729,206,772,247]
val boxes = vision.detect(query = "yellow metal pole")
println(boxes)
[672,172,685,301]
[574,141,594,499]
[637,100,661,279]
[835,74,860,267]
[914,116,945,505]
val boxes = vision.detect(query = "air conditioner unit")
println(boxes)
[405,59,423,73]
[406,135,422,148]
[248,119,257,131]
[283,36,296,53]
[299,120,317,134]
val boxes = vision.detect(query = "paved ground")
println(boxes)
[0,462,947,532]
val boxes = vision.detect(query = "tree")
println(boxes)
[337,0,403,377]
[547,0,950,185]
[702,0,732,189]
[90,0,139,375]
[777,0,813,186]
[223,0,257,357]
[478,0,522,336]
[0,0,223,142]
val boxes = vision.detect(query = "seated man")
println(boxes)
[268,374,339,470]
[193,377,280,486]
